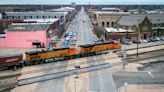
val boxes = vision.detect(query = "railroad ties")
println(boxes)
[17,62,111,86]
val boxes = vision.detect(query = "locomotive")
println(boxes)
[0,41,121,70]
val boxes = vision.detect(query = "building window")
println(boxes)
[102,22,105,27]
[36,16,39,19]
[111,22,114,27]
[107,22,109,27]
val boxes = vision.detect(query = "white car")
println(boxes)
[140,39,148,43]
[159,36,164,40]
[65,37,70,41]
[155,37,160,41]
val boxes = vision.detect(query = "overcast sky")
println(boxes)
[0,0,164,5]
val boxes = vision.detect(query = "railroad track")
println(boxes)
[18,63,111,86]
[0,82,17,92]
[0,43,163,89]
[125,43,164,51]
[0,76,18,92]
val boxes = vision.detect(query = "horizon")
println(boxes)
[0,0,164,5]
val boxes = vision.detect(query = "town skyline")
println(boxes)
[0,0,164,5]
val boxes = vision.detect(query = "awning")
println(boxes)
[32,41,41,45]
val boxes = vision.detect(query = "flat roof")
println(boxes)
[105,27,135,33]
[11,22,52,25]
[5,11,68,16]
[24,18,59,23]
[94,11,131,15]
[26,47,69,55]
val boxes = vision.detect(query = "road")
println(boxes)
[10,7,164,92]
[76,7,98,45]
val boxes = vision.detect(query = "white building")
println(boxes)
[46,7,75,12]
[3,12,68,25]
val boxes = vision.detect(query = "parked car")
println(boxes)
[132,40,141,44]
[159,36,164,40]
[155,37,160,41]
[140,39,148,43]
[149,38,157,42]
[122,40,132,45]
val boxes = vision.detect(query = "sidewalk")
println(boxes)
[0,70,20,79]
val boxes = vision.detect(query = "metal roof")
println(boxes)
[118,14,164,26]
[26,47,69,55]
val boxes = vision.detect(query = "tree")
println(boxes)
[0,21,5,33]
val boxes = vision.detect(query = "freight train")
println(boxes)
[0,41,121,70]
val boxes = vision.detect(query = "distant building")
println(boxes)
[71,2,76,8]
[0,30,47,48]
[46,7,76,22]
[47,7,75,12]
[93,11,130,28]
[101,8,122,12]
[0,19,24,30]
[117,14,164,40]
[0,18,60,49]
[2,12,68,25]
[105,27,136,41]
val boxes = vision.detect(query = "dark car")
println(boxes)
[132,40,141,44]
[149,38,157,42]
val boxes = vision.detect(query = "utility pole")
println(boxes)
[137,25,139,58]
[74,81,76,92]
[137,5,140,58]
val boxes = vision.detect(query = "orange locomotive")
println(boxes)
[25,47,77,65]
[79,41,121,55]
[25,41,121,65]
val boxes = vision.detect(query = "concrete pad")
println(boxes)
[118,84,164,92]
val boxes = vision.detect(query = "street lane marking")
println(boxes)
[148,71,155,78]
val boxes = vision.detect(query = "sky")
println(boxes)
[0,0,164,5]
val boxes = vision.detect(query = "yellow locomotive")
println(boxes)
[25,47,77,65]
[25,41,121,65]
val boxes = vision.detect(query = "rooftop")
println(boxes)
[24,18,59,23]
[8,23,51,31]
[47,7,75,12]
[5,11,68,16]
[118,14,164,26]
[105,27,135,33]
[94,11,131,15]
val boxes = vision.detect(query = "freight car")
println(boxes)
[0,54,23,70]
[25,46,77,65]
[79,41,121,56]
